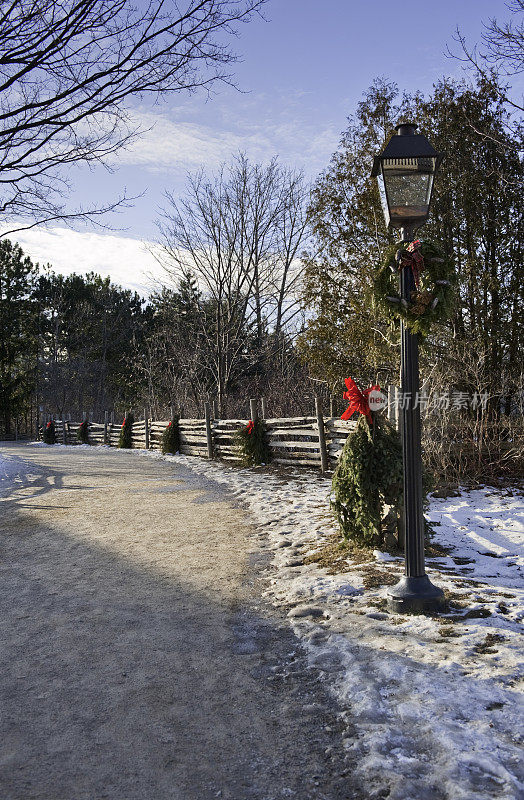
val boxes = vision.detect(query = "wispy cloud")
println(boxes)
[115,108,339,178]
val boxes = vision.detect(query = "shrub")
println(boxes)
[118,413,134,448]
[162,418,180,454]
[43,420,56,445]
[235,418,270,467]
[77,420,89,444]
[331,414,403,548]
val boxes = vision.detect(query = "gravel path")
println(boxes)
[0,443,359,800]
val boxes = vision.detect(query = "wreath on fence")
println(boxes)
[162,418,180,454]
[77,420,89,444]
[373,239,454,337]
[118,414,133,449]
[235,419,270,467]
[43,420,56,445]
[331,414,403,548]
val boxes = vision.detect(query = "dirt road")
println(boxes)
[0,443,357,800]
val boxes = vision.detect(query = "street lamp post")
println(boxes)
[372,123,445,614]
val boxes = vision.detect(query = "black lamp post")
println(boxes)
[372,123,445,614]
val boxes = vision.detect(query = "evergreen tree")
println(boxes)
[299,77,523,403]
[35,271,148,416]
[0,241,38,434]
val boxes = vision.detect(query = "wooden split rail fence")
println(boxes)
[41,412,358,473]
[41,388,401,473]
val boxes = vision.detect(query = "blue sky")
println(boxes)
[14,0,520,294]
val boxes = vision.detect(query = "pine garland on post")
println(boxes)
[161,418,180,454]
[331,414,403,548]
[235,418,270,467]
[43,420,56,445]
[118,413,134,448]
[77,420,89,444]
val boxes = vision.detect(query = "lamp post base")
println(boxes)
[388,575,446,615]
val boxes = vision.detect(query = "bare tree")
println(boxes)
[156,154,310,413]
[0,0,265,233]
[451,0,524,113]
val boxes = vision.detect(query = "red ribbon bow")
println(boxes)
[341,377,381,425]
[246,420,254,435]
[167,421,172,427]
[121,418,126,427]
[398,239,424,288]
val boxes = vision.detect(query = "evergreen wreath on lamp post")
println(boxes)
[43,419,56,445]
[235,419,270,467]
[161,417,180,454]
[373,239,454,337]
[118,414,133,448]
[77,420,89,444]
[331,380,403,548]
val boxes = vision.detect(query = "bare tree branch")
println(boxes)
[0,0,266,229]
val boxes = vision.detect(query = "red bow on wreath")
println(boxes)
[121,418,126,427]
[246,420,254,435]
[341,377,381,425]
[398,239,424,288]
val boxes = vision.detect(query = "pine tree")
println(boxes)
[0,241,38,434]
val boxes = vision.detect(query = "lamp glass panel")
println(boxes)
[376,172,390,227]
[381,157,436,225]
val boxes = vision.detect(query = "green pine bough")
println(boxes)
[43,420,56,445]
[77,420,89,444]
[373,240,455,337]
[118,413,134,448]
[331,415,403,548]
[235,419,270,467]
[162,418,180,454]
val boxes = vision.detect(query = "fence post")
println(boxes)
[249,398,258,422]
[204,402,213,459]
[213,398,219,420]
[170,405,174,420]
[179,405,184,420]
[62,415,67,445]
[144,408,150,449]
[329,396,334,418]
[261,397,267,419]
[315,396,329,474]
[104,411,108,445]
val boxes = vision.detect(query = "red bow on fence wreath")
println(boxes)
[341,377,381,425]
[398,239,424,288]
[246,420,254,435]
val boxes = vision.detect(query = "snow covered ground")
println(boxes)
[6,445,524,799]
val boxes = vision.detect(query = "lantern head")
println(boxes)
[371,123,443,232]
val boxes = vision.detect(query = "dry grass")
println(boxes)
[473,633,505,654]
[303,535,371,574]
